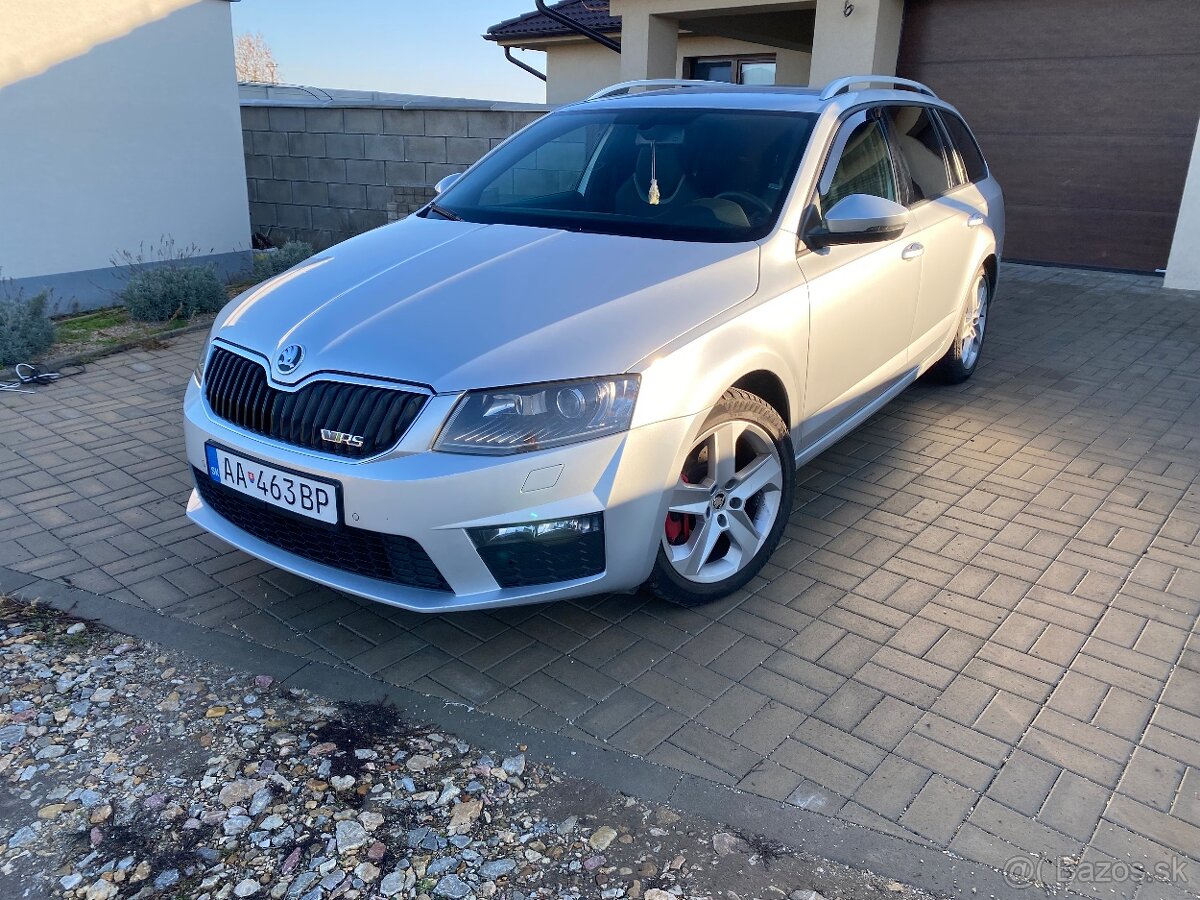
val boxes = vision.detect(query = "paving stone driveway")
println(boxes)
[3,264,1199,898]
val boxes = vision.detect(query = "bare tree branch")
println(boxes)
[235,32,280,84]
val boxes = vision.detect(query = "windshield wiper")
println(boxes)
[425,202,463,222]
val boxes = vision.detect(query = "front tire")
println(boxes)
[646,388,795,606]
[931,265,991,384]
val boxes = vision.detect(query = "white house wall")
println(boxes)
[1165,117,1200,291]
[545,41,622,105]
[0,0,250,309]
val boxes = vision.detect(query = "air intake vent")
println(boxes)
[194,467,451,592]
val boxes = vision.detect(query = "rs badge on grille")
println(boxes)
[321,429,365,448]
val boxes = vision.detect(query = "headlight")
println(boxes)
[194,341,210,386]
[435,376,639,455]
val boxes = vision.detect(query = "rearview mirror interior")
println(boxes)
[803,194,909,250]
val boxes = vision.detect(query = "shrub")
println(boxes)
[120,264,226,322]
[0,289,56,367]
[253,241,314,281]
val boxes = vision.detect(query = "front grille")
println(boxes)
[194,467,451,592]
[203,347,426,459]
[470,517,606,588]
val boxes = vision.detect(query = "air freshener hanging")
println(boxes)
[647,141,660,205]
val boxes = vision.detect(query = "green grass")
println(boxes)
[54,306,129,344]
[41,271,256,363]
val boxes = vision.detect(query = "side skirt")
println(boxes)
[792,368,920,469]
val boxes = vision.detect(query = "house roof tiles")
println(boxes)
[486,1,620,42]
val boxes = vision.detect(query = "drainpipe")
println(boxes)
[504,46,547,81]
[535,0,621,52]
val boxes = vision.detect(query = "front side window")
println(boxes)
[819,118,898,214]
[937,111,988,184]
[433,107,817,242]
[883,106,954,204]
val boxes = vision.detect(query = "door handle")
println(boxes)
[901,242,925,260]
[967,213,985,228]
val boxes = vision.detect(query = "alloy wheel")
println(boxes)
[961,273,989,369]
[662,420,784,584]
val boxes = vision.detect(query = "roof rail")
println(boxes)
[586,79,716,101]
[819,75,937,101]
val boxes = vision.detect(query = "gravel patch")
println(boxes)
[0,599,941,900]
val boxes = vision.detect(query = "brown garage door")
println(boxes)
[897,0,1200,271]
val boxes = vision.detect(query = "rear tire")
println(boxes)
[931,265,991,384]
[645,388,794,606]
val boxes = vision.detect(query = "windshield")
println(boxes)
[430,106,817,242]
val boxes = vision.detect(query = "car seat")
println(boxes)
[613,140,698,216]
[890,107,950,202]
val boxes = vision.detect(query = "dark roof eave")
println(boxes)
[487,1,621,42]
[484,29,621,44]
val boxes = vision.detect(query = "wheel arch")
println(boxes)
[982,253,998,292]
[731,369,790,428]
[631,334,803,436]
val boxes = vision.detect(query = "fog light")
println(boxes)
[470,513,602,547]
[469,514,605,588]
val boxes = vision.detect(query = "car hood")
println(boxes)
[214,217,760,392]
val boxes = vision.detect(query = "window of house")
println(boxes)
[691,59,733,82]
[936,111,988,184]
[882,106,954,204]
[819,118,898,214]
[687,55,777,85]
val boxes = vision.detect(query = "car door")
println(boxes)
[881,105,983,368]
[798,109,922,443]
[937,108,1004,258]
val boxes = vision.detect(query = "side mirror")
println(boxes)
[433,172,462,195]
[805,194,909,249]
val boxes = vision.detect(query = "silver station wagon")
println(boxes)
[184,75,1004,612]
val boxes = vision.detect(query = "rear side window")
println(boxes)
[938,112,989,184]
[883,106,954,205]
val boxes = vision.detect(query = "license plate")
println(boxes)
[205,444,339,524]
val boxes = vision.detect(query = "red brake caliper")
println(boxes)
[664,471,694,545]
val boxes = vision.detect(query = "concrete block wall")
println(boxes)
[241,104,547,249]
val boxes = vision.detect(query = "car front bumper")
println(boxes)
[183,378,696,612]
